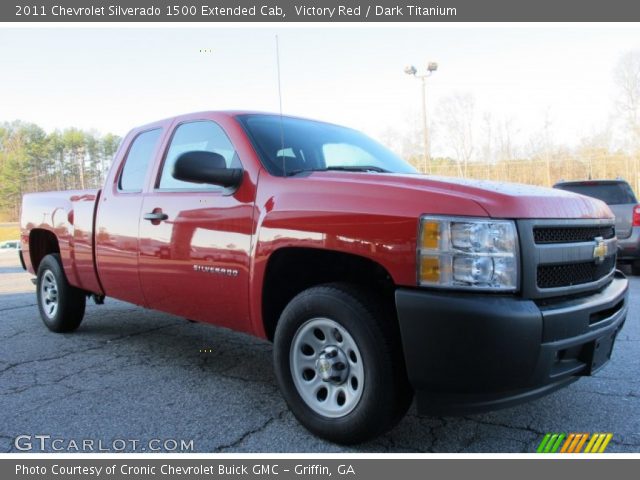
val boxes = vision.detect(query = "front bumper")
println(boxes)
[395,272,628,415]
[617,227,640,261]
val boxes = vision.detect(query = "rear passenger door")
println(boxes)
[95,127,164,306]
[137,120,255,332]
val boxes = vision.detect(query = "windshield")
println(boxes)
[237,114,417,176]
[557,182,637,205]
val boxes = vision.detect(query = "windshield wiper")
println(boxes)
[285,165,389,177]
[325,165,389,173]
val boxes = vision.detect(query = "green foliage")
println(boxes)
[0,121,120,220]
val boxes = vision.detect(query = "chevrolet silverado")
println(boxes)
[20,111,628,444]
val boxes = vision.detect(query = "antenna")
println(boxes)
[275,35,286,176]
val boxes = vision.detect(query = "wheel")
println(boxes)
[631,261,640,276]
[36,253,86,332]
[273,283,413,444]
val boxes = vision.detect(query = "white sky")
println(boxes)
[1,25,639,157]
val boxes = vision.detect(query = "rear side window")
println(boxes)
[558,182,637,205]
[119,129,162,192]
[158,121,238,190]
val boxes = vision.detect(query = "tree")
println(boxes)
[437,93,475,177]
[100,133,121,181]
[0,121,121,220]
[614,50,640,193]
[62,128,87,190]
[614,50,640,151]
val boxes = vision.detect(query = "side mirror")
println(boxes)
[172,151,243,188]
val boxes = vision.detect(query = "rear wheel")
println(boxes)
[36,253,86,332]
[273,283,413,444]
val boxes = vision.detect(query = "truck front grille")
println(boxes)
[533,226,615,244]
[537,257,616,289]
[517,219,617,299]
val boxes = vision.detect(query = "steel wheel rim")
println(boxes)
[290,317,364,418]
[40,270,59,319]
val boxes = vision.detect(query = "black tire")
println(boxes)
[631,261,640,276]
[273,283,413,444]
[36,253,86,333]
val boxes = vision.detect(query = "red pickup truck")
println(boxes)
[20,111,628,444]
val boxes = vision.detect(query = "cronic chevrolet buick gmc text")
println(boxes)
[20,112,628,443]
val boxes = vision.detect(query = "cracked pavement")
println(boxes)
[0,250,638,453]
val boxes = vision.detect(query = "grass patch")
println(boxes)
[0,224,20,242]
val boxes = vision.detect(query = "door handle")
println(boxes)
[143,212,168,222]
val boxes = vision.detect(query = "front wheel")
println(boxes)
[273,283,413,444]
[36,253,86,332]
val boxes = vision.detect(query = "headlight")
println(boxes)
[418,216,519,291]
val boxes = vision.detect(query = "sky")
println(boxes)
[1,25,639,157]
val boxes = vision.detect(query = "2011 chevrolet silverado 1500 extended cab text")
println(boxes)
[20,111,628,444]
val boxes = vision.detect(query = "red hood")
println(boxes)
[305,172,613,220]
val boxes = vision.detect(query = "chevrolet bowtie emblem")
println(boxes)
[593,236,607,264]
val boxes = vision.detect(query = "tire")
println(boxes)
[631,261,640,276]
[273,283,413,444]
[36,253,86,333]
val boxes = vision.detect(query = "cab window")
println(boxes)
[118,129,162,192]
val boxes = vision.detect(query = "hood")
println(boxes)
[304,172,613,220]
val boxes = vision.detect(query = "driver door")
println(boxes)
[137,120,254,333]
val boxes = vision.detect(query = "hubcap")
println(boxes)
[315,346,350,383]
[40,270,59,319]
[290,318,364,418]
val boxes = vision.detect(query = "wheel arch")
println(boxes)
[261,247,397,341]
[29,229,60,273]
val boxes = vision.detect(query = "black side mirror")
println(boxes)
[172,151,243,188]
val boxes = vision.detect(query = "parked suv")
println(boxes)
[554,179,640,274]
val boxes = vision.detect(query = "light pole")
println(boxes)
[405,62,438,174]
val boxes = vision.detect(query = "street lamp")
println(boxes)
[405,62,438,174]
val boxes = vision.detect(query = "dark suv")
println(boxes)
[554,179,640,274]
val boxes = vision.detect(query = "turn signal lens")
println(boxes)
[419,256,441,283]
[420,221,441,249]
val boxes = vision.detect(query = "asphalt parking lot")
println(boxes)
[0,249,638,453]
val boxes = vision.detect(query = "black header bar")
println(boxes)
[3,0,640,22]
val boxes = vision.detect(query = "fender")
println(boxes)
[247,172,490,338]
[20,189,103,294]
